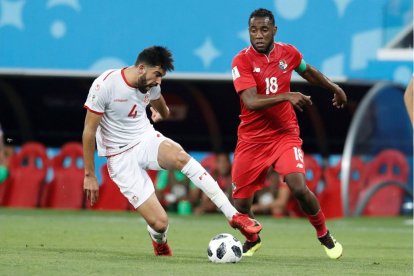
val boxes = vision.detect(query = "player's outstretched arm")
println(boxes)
[150,96,170,123]
[82,110,102,206]
[298,64,347,108]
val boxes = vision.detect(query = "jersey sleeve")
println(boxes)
[286,44,303,70]
[149,85,161,100]
[84,79,109,115]
[232,54,256,93]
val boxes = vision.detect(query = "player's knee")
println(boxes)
[175,150,191,170]
[290,184,309,200]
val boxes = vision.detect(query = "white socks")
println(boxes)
[181,158,237,220]
[147,225,168,244]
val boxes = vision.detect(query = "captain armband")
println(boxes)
[294,59,307,73]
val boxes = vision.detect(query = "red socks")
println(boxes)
[307,209,328,238]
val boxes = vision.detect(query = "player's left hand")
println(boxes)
[84,175,99,206]
[332,87,347,108]
[150,107,163,122]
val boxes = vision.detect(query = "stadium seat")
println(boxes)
[287,155,322,217]
[44,142,85,209]
[147,169,158,183]
[200,154,217,174]
[0,177,11,205]
[359,149,409,216]
[2,142,49,208]
[90,164,130,211]
[320,157,366,218]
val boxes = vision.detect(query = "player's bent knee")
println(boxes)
[291,185,310,200]
[175,150,191,169]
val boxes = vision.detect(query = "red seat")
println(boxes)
[3,142,48,208]
[90,164,130,211]
[360,149,409,216]
[0,177,11,205]
[201,154,217,174]
[287,155,322,217]
[321,157,366,218]
[44,142,85,209]
[147,170,158,183]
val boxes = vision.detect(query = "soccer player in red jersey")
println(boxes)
[231,8,347,259]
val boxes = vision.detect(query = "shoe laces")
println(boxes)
[236,213,256,227]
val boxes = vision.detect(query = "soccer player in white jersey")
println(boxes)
[82,46,262,256]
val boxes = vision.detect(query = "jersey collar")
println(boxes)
[121,67,137,89]
[249,42,278,62]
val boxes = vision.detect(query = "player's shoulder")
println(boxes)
[96,69,120,83]
[233,47,253,64]
[275,42,300,54]
[92,69,121,90]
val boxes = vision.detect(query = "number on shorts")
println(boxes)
[293,147,304,163]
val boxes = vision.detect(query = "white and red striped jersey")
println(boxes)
[84,68,161,157]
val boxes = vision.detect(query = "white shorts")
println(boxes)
[106,130,167,209]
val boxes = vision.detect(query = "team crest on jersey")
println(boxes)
[144,94,150,104]
[95,84,100,91]
[279,59,288,71]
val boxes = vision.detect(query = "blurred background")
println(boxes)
[0,0,412,218]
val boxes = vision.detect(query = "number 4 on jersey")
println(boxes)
[128,104,138,118]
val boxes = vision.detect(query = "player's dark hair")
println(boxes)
[135,46,174,72]
[249,8,275,26]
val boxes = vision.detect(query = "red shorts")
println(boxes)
[232,137,306,199]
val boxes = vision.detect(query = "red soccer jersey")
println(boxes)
[232,42,303,143]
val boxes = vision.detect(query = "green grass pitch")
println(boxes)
[0,208,412,275]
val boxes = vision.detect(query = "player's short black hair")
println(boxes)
[135,46,174,72]
[249,8,275,26]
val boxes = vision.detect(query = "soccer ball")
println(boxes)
[207,233,243,263]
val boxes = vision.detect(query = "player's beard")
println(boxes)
[252,39,274,55]
[137,74,151,93]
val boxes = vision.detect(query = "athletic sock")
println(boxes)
[147,225,168,244]
[181,158,237,220]
[307,209,328,238]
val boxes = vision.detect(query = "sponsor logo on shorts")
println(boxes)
[132,195,139,205]
[296,163,304,168]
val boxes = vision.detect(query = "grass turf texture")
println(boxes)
[0,208,412,276]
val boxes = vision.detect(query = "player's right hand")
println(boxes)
[84,175,99,206]
[286,92,312,112]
